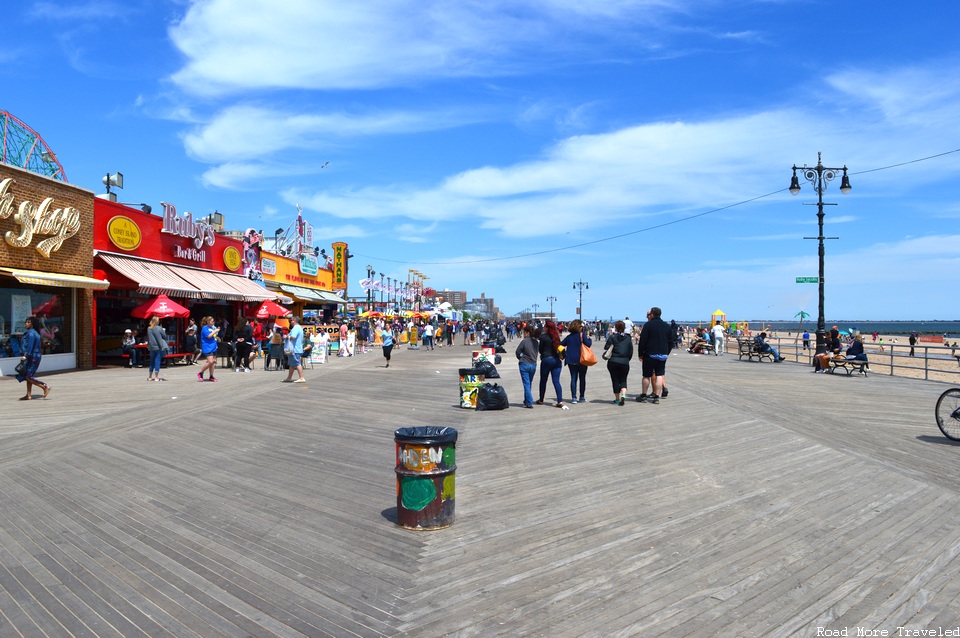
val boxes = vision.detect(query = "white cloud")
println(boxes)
[167,0,688,96]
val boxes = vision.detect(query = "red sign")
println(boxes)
[94,199,241,272]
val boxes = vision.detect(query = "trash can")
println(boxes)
[394,427,458,530]
[459,368,485,409]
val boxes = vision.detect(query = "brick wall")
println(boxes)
[0,164,97,368]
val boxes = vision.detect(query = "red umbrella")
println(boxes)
[32,296,63,317]
[131,294,190,319]
[250,299,291,319]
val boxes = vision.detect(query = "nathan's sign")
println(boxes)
[160,202,216,249]
[0,177,82,257]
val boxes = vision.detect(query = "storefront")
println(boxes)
[93,199,279,361]
[259,249,346,322]
[0,164,107,375]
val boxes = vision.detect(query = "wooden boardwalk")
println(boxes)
[2,343,960,637]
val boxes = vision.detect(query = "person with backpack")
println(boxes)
[603,320,633,406]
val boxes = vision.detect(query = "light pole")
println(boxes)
[546,295,557,319]
[789,152,851,355]
[366,264,373,311]
[379,272,385,311]
[572,280,589,321]
[532,303,540,320]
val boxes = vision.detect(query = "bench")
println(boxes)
[737,337,775,362]
[122,352,193,366]
[828,356,869,376]
[687,341,716,355]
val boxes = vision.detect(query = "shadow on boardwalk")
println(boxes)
[1,346,959,637]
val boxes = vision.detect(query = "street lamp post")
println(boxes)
[532,303,540,320]
[379,272,385,310]
[366,264,373,312]
[546,295,557,319]
[789,152,851,355]
[572,280,589,321]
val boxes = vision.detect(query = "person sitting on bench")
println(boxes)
[754,332,784,362]
[844,334,869,372]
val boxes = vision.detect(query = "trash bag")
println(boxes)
[476,383,509,411]
[494,354,502,365]
[474,359,500,379]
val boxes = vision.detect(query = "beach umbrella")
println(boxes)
[250,299,291,319]
[360,311,384,318]
[131,294,190,319]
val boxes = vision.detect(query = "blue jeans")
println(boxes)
[568,363,587,400]
[518,361,537,406]
[148,349,163,375]
[761,344,780,360]
[538,356,564,403]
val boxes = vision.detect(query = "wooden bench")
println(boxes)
[737,337,775,362]
[687,341,716,355]
[122,352,193,365]
[828,356,869,376]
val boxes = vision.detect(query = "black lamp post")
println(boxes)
[366,264,373,311]
[546,295,557,319]
[572,280,589,321]
[789,152,851,355]
[379,272,385,310]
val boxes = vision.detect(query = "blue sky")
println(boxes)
[3,1,959,321]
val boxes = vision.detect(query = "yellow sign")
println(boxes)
[332,241,347,290]
[106,215,142,251]
[223,246,242,271]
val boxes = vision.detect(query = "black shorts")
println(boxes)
[642,357,666,378]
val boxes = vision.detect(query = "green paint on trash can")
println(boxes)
[394,426,458,530]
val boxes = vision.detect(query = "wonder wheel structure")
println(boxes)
[0,109,67,182]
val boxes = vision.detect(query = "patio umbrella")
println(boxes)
[360,311,384,318]
[131,294,190,319]
[250,299,291,319]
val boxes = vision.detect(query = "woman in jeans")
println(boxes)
[537,321,565,408]
[561,319,593,404]
[603,320,633,405]
[515,325,539,408]
[146,315,167,381]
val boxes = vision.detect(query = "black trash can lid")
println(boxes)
[459,368,485,375]
[395,426,458,444]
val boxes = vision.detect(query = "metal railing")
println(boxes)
[771,336,960,383]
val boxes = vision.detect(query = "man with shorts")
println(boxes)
[283,316,306,383]
[636,307,672,404]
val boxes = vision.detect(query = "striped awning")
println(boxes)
[97,253,202,298]
[279,284,345,304]
[0,267,110,290]
[165,264,243,300]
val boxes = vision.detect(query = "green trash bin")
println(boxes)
[394,426,458,530]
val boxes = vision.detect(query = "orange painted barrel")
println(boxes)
[394,427,458,530]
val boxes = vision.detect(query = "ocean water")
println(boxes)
[713,320,960,337]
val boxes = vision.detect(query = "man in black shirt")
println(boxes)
[636,307,673,404]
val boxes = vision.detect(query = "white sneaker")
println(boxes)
[236,368,242,373]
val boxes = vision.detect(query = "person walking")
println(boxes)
[711,322,726,355]
[537,321,566,408]
[381,325,396,368]
[197,316,220,382]
[283,316,306,383]
[515,325,539,408]
[604,320,633,405]
[636,307,673,404]
[561,319,592,404]
[146,316,168,381]
[16,316,51,400]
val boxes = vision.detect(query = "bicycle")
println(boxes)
[936,387,960,441]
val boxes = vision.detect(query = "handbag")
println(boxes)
[580,339,598,366]
[15,360,27,376]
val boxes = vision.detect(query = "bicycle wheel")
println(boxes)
[935,388,960,441]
